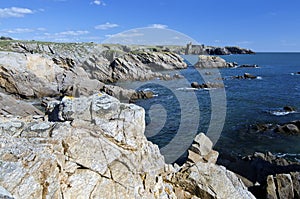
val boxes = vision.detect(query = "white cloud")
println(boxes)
[106,32,144,38]
[91,0,106,6]
[95,22,119,30]
[6,28,34,34]
[148,24,168,29]
[236,41,252,45]
[0,27,46,34]
[0,7,33,18]
[55,30,89,36]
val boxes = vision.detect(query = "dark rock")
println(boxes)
[184,43,255,55]
[283,106,296,112]
[227,62,238,68]
[225,46,255,54]
[173,73,183,79]
[130,90,154,101]
[191,82,200,88]
[239,64,259,68]
[0,36,13,41]
[244,73,257,79]
[276,124,300,134]
[232,73,257,80]
[191,82,224,89]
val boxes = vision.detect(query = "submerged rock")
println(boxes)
[283,106,296,112]
[239,64,259,68]
[191,81,224,89]
[232,73,258,79]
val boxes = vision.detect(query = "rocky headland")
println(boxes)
[0,40,260,198]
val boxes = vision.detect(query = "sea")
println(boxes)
[117,53,300,163]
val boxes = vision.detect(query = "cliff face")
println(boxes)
[184,42,255,55]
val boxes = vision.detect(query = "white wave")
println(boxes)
[176,87,198,91]
[274,153,300,162]
[203,88,218,91]
[256,76,263,80]
[153,94,158,97]
[291,72,300,76]
[269,111,293,116]
[143,88,153,92]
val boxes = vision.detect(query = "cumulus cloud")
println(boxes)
[148,24,168,29]
[91,0,106,6]
[6,28,34,34]
[0,7,33,18]
[106,32,144,38]
[0,27,45,34]
[95,22,119,30]
[55,30,89,36]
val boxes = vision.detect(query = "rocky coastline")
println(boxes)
[0,40,298,199]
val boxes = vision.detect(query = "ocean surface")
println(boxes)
[117,53,300,163]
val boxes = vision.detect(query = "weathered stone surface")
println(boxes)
[191,81,224,89]
[0,93,168,199]
[291,172,300,199]
[0,185,14,199]
[0,52,61,98]
[276,174,294,199]
[110,51,187,82]
[195,55,233,68]
[172,162,255,199]
[266,175,278,199]
[0,92,43,116]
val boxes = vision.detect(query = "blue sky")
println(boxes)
[0,0,299,51]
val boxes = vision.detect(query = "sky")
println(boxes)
[0,0,300,52]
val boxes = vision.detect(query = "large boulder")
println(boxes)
[266,173,300,199]
[171,162,255,199]
[195,55,233,68]
[187,133,219,164]
[0,92,43,116]
[0,52,61,98]
[0,93,169,198]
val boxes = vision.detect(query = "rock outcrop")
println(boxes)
[266,173,300,199]
[0,93,255,199]
[218,151,300,198]
[110,51,187,82]
[0,92,43,116]
[184,43,255,55]
[191,82,224,89]
[232,73,258,79]
[0,93,168,198]
[194,55,236,68]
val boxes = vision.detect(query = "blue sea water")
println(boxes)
[118,53,300,163]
